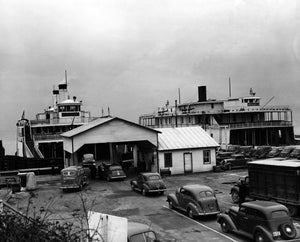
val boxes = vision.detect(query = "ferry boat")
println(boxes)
[16,72,99,162]
[139,86,295,148]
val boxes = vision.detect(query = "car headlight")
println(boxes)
[272,231,281,238]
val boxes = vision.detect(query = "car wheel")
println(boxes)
[255,231,269,242]
[227,165,232,170]
[106,176,110,182]
[279,223,296,239]
[142,188,147,196]
[187,208,194,219]
[130,183,135,191]
[159,191,164,195]
[168,201,174,209]
[220,219,230,233]
[231,190,240,203]
[79,183,83,191]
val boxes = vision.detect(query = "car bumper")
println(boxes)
[148,188,166,193]
[196,211,220,216]
[110,175,126,180]
[60,185,80,189]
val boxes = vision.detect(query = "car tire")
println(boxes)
[168,201,174,209]
[220,219,230,233]
[231,190,240,203]
[79,183,83,191]
[187,208,194,219]
[159,191,164,195]
[227,165,232,170]
[142,188,147,196]
[106,176,110,182]
[255,231,269,242]
[279,223,296,239]
[131,183,135,191]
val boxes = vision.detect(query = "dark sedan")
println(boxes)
[130,172,166,196]
[217,201,299,242]
[166,184,220,218]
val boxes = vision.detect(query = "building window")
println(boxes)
[211,103,214,109]
[203,150,211,164]
[164,153,173,167]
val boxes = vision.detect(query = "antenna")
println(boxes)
[229,77,231,97]
[65,70,68,85]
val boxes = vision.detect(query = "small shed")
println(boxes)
[156,127,219,175]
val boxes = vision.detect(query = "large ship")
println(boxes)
[16,72,99,162]
[139,86,295,148]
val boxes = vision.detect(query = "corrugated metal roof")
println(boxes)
[61,116,160,138]
[156,127,219,151]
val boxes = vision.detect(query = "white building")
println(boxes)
[156,127,219,175]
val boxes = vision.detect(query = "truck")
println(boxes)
[230,159,300,216]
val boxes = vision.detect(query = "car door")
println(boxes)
[137,174,144,190]
[237,207,256,234]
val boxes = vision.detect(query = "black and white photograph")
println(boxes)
[1,0,300,241]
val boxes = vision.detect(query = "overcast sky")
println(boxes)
[1,0,300,154]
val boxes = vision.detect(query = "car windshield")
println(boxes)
[199,190,214,198]
[146,175,160,181]
[271,210,289,218]
[129,231,157,242]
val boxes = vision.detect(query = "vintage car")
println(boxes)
[221,154,251,170]
[217,201,300,242]
[130,172,166,196]
[267,147,284,158]
[99,162,126,181]
[128,222,161,242]
[166,184,221,218]
[60,166,90,192]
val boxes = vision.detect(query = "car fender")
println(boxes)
[253,226,273,241]
[142,184,150,191]
[230,186,239,194]
[187,202,200,215]
[216,213,237,231]
[166,194,179,207]
[130,180,138,187]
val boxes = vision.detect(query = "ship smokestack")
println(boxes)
[198,86,207,102]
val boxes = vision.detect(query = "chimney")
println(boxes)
[198,86,207,102]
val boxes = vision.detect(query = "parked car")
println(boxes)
[288,148,300,160]
[128,222,161,242]
[60,166,90,192]
[252,146,272,159]
[221,154,251,170]
[217,200,299,242]
[216,151,234,165]
[82,154,97,179]
[166,184,220,218]
[279,146,295,158]
[239,146,254,158]
[130,172,166,196]
[99,162,126,181]
[267,147,284,158]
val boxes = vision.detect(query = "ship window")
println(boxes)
[211,103,214,109]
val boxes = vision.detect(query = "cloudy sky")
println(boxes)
[1,0,300,154]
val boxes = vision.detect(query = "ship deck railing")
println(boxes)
[30,116,99,126]
[142,121,293,129]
